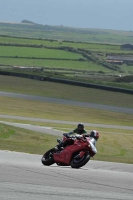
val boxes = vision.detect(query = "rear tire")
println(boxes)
[41,148,55,166]
[71,152,90,168]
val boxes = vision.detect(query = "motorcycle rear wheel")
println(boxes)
[41,148,55,166]
[71,153,90,168]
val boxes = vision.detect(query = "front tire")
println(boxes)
[71,152,90,168]
[41,148,55,166]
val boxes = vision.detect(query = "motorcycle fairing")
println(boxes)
[53,139,89,165]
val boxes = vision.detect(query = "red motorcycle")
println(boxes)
[41,132,98,168]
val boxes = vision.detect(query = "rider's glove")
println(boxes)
[76,135,82,140]
[84,134,90,137]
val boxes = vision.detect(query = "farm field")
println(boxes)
[0,35,133,55]
[0,35,133,91]
[0,46,84,59]
[0,35,133,78]
[1,22,133,44]
[0,58,108,72]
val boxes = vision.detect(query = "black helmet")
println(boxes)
[77,123,84,130]
[90,130,99,141]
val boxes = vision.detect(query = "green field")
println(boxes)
[0,46,84,60]
[1,35,133,90]
[0,36,122,51]
[1,22,133,44]
[0,58,109,72]
[0,35,133,55]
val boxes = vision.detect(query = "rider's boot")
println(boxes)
[54,142,64,151]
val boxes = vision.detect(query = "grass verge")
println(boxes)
[0,96,133,126]
[0,123,57,154]
[0,76,133,108]
[95,131,133,164]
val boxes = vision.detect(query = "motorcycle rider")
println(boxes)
[56,124,99,150]
[56,123,87,150]
[68,123,87,136]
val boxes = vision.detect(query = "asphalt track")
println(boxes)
[0,91,133,114]
[0,151,133,200]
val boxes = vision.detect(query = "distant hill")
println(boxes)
[0,20,133,44]
[21,20,35,25]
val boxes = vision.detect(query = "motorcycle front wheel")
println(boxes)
[71,152,90,168]
[41,148,55,166]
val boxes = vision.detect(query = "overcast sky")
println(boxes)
[0,0,133,31]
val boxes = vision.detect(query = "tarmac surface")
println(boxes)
[0,151,133,200]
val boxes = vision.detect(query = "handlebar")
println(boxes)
[63,133,71,138]
[63,133,88,141]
